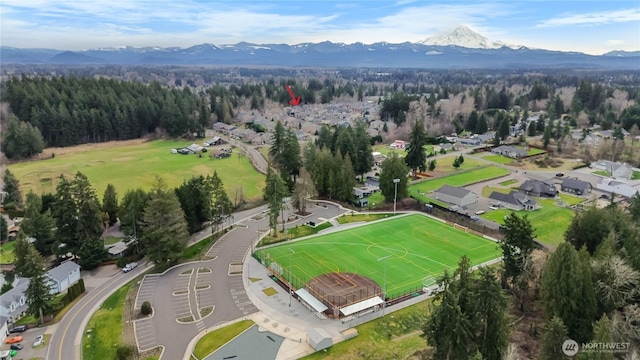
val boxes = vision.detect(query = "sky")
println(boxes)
[1,0,639,55]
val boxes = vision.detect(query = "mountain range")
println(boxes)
[2,26,639,69]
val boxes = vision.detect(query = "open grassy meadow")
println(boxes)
[409,166,510,203]
[480,198,577,246]
[7,140,265,201]
[432,155,485,172]
[254,214,501,298]
[482,153,515,165]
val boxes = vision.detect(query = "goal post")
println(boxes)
[453,223,470,233]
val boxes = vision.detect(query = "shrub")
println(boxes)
[115,344,135,360]
[116,257,128,268]
[141,301,152,316]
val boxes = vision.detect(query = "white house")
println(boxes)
[434,185,479,207]
[0,277,29,325]
[0,315,8,344]
[46,261,81,295]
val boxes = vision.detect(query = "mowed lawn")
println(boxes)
[481,198,577,246]
[432,155,485,173]
[255,214,501,298]
[7,140,265,201]
[409,166,510,202]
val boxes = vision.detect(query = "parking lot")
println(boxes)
[2,327,48,360]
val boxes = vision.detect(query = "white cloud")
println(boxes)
[606,39,624,46]
[536,8,640,28]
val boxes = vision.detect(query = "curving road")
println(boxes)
[47,263,151,360]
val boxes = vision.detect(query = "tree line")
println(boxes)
[423,196,640,359]
[2,167,233,269]
[1,75,208,154]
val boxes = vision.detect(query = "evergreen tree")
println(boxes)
[528,121,537,137]
[584,315,615,360]
[141,177,189,266]
[473,268,510,360]
[499,213,536,286]
[540,316,569,360]
[628,193,640,222]
[428,159,436,171]
[404,119,428,176]
[20,192,56,256]
[291,169,316,214]
[208,171,233,233]
[0,216,7,242]
[102,184,119,227]
[466,111,478,132]
[475,114,488,134]
[452,157,461,169]
[423,271,474,360]
[565,207,611,255]
[379,153,408,203]
[498,117,510,140]
[263,169,288,236]
[541,243,597,342]
[26,270,55,327]
[119,188,148,240]
[2,169,23,210]
[352,121,374,180]
[53,172,105,262]
[13,233,44,278]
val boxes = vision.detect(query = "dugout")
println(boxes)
[308,328,332,351]
[340,296,384,317]
[296,288,328,315]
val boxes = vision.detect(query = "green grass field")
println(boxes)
[7,140,265,201]
[433,155,484,172]
[409,166,510,203]
[255,214,501,298]
[0,241,16,264]
[482,154,514,165]
[481,199,576,246]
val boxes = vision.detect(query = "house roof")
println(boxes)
[561,178,591,192]
[436,185,474,199]
[0,277,29,312]
[489,191,538,208]
[47,261,81,283]
[494,145,527,156]
[520,180,557,195]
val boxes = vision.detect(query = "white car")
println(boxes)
[122,262,138,273]
[33,335,44,347]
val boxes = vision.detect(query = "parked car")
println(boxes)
[10,343,24,350]
[122,262,138,273]
[9,325,26,333]
[33,335,44,347]
[5,335,23,344]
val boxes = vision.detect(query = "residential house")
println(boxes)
[596,179,640,198]
[590,160,633,180]
[488,191,540,211]
[460,138,481,146]
[0,315,7,344]
[389,140,406,150]
[434,185,479,207]
[364,177,380,190]
[519,180,558,197]
[46,261,82,295]
[561,179,592,195]
[212,122,229,133]
[474,132,496,144]
[0,277,29,325]
[491,145,527,159]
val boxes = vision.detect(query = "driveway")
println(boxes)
[134,202,348,360]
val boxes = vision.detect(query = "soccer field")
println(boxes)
[254,213,501,299]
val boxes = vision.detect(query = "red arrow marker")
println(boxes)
[285,85,301,106]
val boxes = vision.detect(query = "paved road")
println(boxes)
[135,202,347,360]
[47,263,150,360]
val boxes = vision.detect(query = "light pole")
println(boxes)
[377,255,391,316]
[393,178,400,214]
[288,248,295,307]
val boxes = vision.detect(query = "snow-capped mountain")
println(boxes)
[420,25,520,49]
[1,33,638,69]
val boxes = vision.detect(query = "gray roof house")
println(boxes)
[561,179,592,195]
[0,315,8,344]
[491,145,527,159]
[591,160,633,180]
[0,277,29,324]
[47,261,82,295]
[434,185,479,207]
[519,180,558,197]
[488,191,540,211]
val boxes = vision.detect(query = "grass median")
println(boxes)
[193,320,254,359]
